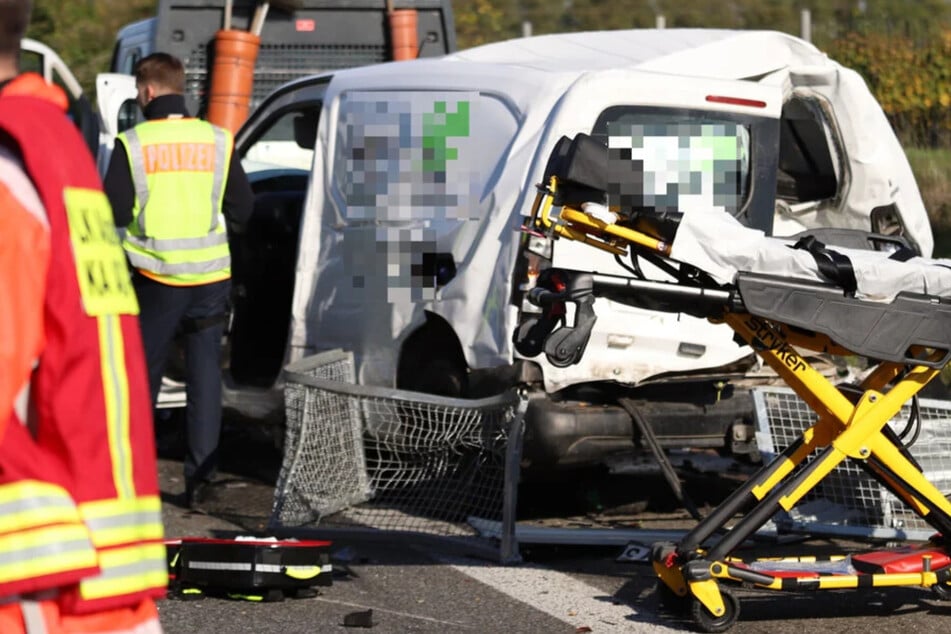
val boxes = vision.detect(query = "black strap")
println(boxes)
[888,246,918,262]
[790,235,858,296]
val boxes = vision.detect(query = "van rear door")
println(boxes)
[95,73,139,175]
[530,70,782,392]
[20,39,100,158]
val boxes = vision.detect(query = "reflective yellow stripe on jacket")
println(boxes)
[78,496,167,601]
[118,117,232,286]
[79,541,168,600]
[0,481,98,584]
[80,283,167,601]
[97,314,136,499]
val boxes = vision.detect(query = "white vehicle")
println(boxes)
[98,29,931,467]
[19,38,100,158]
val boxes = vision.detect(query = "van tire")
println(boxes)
[409,357,467,398]
[397,319,468,399]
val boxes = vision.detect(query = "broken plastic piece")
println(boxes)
[343,609,374,628]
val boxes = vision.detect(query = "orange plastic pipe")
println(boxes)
[389,9,418,61]
[206,29,261,134]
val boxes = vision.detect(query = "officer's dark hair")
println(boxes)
[0,0,32,57]
[134,52,186,94]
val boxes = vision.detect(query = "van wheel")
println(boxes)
[408,357,467,398]
[398,353,468,398]
[397,320,468,399]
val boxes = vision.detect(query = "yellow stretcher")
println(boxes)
[515,137,951,633]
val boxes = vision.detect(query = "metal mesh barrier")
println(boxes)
[753,386,951,540]
[270,350,524,558]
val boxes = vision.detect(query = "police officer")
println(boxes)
[0,1,166,630]
[104,52,253,509]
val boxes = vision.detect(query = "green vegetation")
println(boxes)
[829,32,951,148]
[455,0,951,51]
[907,148,951,256]
[454,0,951,252]
[26,0,154,97]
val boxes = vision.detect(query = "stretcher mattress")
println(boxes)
[667,208,951,302]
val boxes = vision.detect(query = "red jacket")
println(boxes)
[0,74,166,613]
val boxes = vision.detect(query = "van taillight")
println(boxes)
[705,95,767,109]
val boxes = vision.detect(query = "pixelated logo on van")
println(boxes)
[343,226,441,303]
[338,92,477,221]
[421,100,469,175]
[336,92,486,303]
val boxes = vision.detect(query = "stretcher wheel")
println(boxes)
[690,588,739,633]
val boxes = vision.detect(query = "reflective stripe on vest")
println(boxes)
[0,482,98,584]
[79,496,164,548]
[77,496,167,601]
[0,481,85,534]
[119,119,232,285]
[79,284,167,604]
[79,542,168,601]
[0,525,98,584]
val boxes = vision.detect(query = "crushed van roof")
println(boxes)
[447,28,830,80]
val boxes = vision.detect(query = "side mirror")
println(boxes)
[293,112,318,150]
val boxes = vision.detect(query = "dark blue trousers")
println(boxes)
[133,271,230,486]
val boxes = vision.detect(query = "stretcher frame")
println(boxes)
[522,176,951,632]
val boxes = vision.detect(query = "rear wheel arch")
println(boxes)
[396,313,469,398]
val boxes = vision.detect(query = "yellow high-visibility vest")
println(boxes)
[118,117,233,286]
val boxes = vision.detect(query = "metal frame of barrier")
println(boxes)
[269,349,526,564]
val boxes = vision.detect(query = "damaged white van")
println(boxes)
[99,29,931,468]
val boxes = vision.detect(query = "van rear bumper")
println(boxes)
[521,397,635,469]
[521,389,755,469]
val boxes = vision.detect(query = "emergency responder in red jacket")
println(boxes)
[0,1,167,631]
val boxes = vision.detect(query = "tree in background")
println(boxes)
[455,0,520,48]
[26,0,951,148]
[830,30,951,147]
[26,0,155,97]
[454,0,951,49]
[453,1,951,145]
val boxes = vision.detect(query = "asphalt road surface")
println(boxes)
[153,418,951,633]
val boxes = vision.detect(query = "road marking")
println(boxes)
[442,557,680,633]
[315,597,476,629]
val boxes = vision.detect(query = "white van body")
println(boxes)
[291,32,927,379]
[20,39,102,160]
[20,38,83,97]
[97,29,931,466]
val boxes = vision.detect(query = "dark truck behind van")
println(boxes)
[110,0,456,119]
